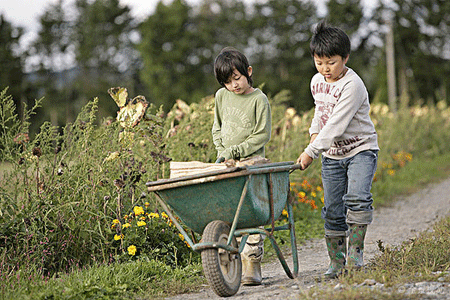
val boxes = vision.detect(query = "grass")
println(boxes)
[299,216,450,299]
[1,259,206,300]
[372,151,450,207]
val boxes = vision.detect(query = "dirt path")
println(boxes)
[166,177,450,299]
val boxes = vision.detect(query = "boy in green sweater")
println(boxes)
[212,47,271,285]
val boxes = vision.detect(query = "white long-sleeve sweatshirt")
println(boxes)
[304,68,379,160]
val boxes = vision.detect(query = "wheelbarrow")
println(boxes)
[146,161,302,297]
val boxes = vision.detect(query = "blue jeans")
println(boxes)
[321,150,378,236]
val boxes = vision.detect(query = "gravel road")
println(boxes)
[166,177,450,299]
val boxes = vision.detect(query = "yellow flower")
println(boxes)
[134,206,144,216]
[161,212,169,219]
[282,209,288,217]
[316,186,322,192]
[298,191,306,198]
[311,192,317,198]
[128,245,137,256]
[149,212,159,219]
[112,219,120,224]
[178,233,185,241]
[388,169,396,176]
[114,234,124,241]
[122,223,131,229]
[144,202,150,207]
[140,216,146,221]
[137,220,146,227]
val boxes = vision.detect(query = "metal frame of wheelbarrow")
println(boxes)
[149,162,301,279]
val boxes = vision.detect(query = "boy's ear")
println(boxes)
[343,55,349,64]
[247,66,253,77]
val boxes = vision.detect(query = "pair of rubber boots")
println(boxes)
[324,223,367,278]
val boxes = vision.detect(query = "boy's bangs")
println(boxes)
[215,61,235,85]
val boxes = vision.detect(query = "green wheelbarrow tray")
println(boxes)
[146,161,302,297]
[147,161,296,234]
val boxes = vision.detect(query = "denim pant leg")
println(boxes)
[321,156,349,234]
[344,150,378,224]
[321,150,378,234]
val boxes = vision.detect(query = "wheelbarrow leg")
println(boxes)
[265,181,299,279]
[287,195,299,277]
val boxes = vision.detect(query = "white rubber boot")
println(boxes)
[241,234,264,286]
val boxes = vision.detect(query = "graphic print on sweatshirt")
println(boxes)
[221,106,252,143]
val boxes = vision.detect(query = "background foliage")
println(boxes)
[1,0,449,137]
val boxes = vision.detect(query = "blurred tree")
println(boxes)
[31,0,139,127]
[390,0,450,105]
[139,0,211,109]
[30,0,75,127]
[250,0,318,112]
[73,0,140,119]
[325,0,386,103]
[0,15,24,115]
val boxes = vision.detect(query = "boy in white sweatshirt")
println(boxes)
[297,21,379,278]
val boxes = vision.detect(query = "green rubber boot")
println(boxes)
[324,236,346,278]
[347,224,367,268]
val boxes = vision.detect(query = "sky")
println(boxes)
[0,0,332,38]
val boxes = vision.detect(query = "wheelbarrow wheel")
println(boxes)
[201,220,241,297]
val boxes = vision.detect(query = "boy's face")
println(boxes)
[313,54,349,83]
[224,67,254,95]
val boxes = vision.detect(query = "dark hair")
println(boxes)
[310,21,351,59]
[214,47,253,87]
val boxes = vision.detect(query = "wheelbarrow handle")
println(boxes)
[289,163,303,173]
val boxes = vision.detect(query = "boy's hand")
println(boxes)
[296,152,313,170]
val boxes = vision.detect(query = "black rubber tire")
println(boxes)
[201,220,241,297]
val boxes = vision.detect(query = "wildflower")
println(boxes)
[128,245,137,256]
[114,234,123,241]
[122,223,131,229]
[388,169,396,176]
[282,209,288,217]
[134,206,144,216]
[104,151,120,162]
[161,212,169,219]
[298,191,306,198]
[112,219,120,224]
[178,233,185,241]
[139,216,146,221]
[316,186,322,192]
[149,212,159,219]
[144,202,150,207]
[137,221,146,227]
[311,192,317,198]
